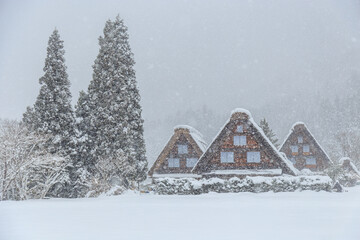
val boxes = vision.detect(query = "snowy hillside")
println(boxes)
[1,187,360,240]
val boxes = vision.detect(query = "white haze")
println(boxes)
[1,0,360,164]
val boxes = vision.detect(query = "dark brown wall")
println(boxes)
[208,123,277,170]
[194,116,292,174]
[154,135,201,174]
[280,126,329,172]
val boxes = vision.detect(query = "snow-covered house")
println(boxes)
[192,109,297,178]
[340,157,360,178]
[279,122,332,172]
[148,125,207,178]
[338,157,360,186]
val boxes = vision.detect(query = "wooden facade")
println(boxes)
[192,109,297,178]
[148,126,206,177]
[279,122,332,172]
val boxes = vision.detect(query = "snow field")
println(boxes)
[1,187,360,240]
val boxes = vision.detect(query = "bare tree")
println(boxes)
[0,120,69,200]
[86,150,131,197]
[331,127,360,168]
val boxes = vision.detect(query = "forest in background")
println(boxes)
[2,1,360,200]
[145,74,360,169]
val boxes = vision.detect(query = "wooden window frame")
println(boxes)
[186,158,198,168]
[178,144,188,154]
[168,158,180,168]
[234,135,246,146]
[236,125,244,133]
[247,151,261,163]
[220,151,234,163]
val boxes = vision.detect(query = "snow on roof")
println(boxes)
[174,125,207,152]
[193,108,299,175]
[152,173,202,178]
[299,169,318,176]
[278,122,305,150]
[339,157,360,176]
[349,162,360,176]
[174,125,195,131]
[230,108,252,118]
[279,122,333,164]
[292,122,305,128]
[248,117,299,175]
[279,122,306,150]
[149,125,207,175]
[204,169,283,176]
[196,108,253,164]
[339,157,351,165]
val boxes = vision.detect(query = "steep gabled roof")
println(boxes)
[174,125,207,152]
[279,122,333,165]
[339,157,360,178]
[148,125,207,176]
[192,108,298,175]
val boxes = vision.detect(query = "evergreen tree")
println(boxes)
[23,29,76,156]
[76,16,147,185]
[75,91,92,162]
[259,118,279,148]
[22,29,76,197]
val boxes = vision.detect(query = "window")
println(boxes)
[247,152,261,163]
[290,145,298,153]
[303,145,310,153]
[289,157,296,164]
[221,152,234,163]
[306,157,316,165]
[236,125,243,133]
[178,145,188,154]
[186,158,198,168]
[234,136,246,146]
[168,158,180,167]
[298,136,303,143]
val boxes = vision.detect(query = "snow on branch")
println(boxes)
[0,120,69,200]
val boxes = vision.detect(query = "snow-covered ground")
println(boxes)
[1,187,360,240]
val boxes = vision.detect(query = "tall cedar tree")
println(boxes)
[259,118,279,148]
[76,16,148,185]
[23,29,76,156]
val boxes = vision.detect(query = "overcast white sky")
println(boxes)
[1,0,360,127]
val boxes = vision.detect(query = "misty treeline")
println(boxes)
[146,79,360,171]
[0,16,147,200]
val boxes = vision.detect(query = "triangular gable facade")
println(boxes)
[192,109,297,177]
[339,157,360,180]
[148,125,207,177]
[279,122,332,172]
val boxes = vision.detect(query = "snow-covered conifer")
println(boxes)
[260,118,279,148]
[23,29,76,156]
[76,16,147,186]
